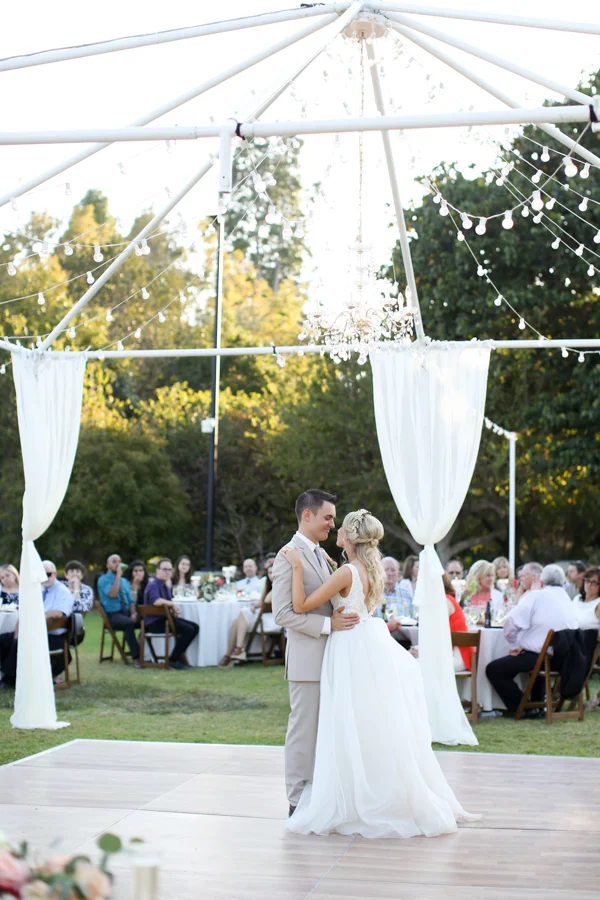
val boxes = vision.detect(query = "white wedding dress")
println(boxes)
[287,564,478,839]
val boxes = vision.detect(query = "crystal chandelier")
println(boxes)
[299,39,414,364]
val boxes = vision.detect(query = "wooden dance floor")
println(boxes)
[1,740,598,899]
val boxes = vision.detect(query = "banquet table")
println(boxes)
[143,598,254,667]
[405,625,515,712]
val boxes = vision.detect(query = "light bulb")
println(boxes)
[64,242,73,256]
[541,147,550,162]
[135,243,143,256]
[532,170,542,184]
[552,237,560,249]
[594,230,600,244]
[579,197,588,211]
[521,206,530,218]
[502,211,514,230]
[141,287,150,299]
[179,290,186,303]
[97,349,105,361]
[265,205,278,225]
[65,182,72,196]
[37,292,45,305]
[282,224,293,240]
[93,246,103,262]
[461,214,473,229]
[475,217,487,235]
[578,352,585,363]
[561,347,569,358]
[580,163,590,179]
[575,244,584,257]
[457,232,465,242]
[86,271,94,284]
[439,200,449,217]
[117,340,124,351]
[432,193,441,204]
[276,353,286,368]
[533,213,543,224]
[134,328,142,339]
[494,295,503,306]
[564,157,578,177]
[7,261,16,276]
[68,327,76,339]
[105,310,113,322]
[477,265,485,276]
[205,224,215,236]
[141,239,150,256]
[518,317,526,330]
[588,264,595,276]
[253,177,266,193]
[531,190,544,212]
[496,176,505,187]
[158,311,166,323]
[217,201,228,216]
[565,277,571,286]
[546,197,556,210]
[0,364,5,375]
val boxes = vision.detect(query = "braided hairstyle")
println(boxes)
[342,509,385,612]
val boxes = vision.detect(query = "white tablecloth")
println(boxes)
[406,625,514,711]
[0,610,18,679]
[143,599,253,667]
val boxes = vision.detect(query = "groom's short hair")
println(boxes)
[295,489,337,522]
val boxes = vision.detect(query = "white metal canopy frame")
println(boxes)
[1,0,600,359]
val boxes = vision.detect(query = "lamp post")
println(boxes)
[203,215,224,571]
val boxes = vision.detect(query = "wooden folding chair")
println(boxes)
[96,600,133,665]
[584,633,600,701]
[451,631,481,725]
[138,605,178,669]
[47,615,72,691]
[245,609,286,666]
[515,630,584,724]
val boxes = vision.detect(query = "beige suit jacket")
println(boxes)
[272,534,333,682]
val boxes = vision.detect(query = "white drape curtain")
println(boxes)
[11,351,86,730]
[371,343,491,746]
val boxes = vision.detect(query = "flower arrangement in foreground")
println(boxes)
[198,572,224,601]
[0,832,133,899]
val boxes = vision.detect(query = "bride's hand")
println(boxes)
[281,546,302,569]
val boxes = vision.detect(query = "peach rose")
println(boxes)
[73,862,111,900]
[0,847,30,896]
[41,855,71,875]
[22,881,51,899]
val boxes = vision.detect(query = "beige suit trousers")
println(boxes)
[285,680,321,806]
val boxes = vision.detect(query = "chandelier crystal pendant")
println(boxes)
[299,36,413,364]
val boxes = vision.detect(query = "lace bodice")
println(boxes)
[332,564,371,622]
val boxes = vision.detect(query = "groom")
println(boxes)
[272,489,360,816]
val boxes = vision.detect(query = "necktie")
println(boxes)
[314,547,324,570]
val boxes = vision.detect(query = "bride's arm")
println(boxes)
[281,548,352,613]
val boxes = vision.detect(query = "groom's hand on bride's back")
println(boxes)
[331,607,360,630]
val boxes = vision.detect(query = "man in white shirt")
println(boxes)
[236,559,262,594]
[486,564,578,713]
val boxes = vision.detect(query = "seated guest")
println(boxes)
[173,555,195,595]
[236,558,261,594]
[64,560,94,613]
[124,560,149,606]
[444,573,474,672]
[445,559,464,580]
[398,555,419,616]
[381,557,402,615]
[572,566,600,629]
[143,558,199,670]
[486,564,578,714]
[514,561,543,602]
[220,559,279,666]
[565,560,587,600]
[0,564,19,606]
[493,556,514,587]
[464,560,503,619]
[97,554,140,666]
[0,560,74,688]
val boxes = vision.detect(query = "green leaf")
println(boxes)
[97,833,122,854]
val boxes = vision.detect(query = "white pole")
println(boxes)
[383,11,592,106]
[363,2,600,35]
[508,434,517,573]
[9,337,600,359]
[0,12,338,210]
[390,22,600,170]
[37,2,362,350]
[367,41,424,341]
[0,4,350,72]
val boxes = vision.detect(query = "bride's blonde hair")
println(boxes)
[342,509,385,611]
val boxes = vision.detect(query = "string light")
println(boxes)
[475,217,487,235]
[562,347,569,358]
[578,352,585,363]
[0,364,5,375]
[105,310,113,323]
[134,328,142,339]
[141,287,150,300]
[68,327,76,339]
[37,292,45,305]
[564,157,578,178]
[518,318,526,330]
[7,262,16,276]
[64,243,73,256]
[158,311,165,323]
[93,246,103,262]
[502,211,514,230]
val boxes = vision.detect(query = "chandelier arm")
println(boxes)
[389,20,600,171]
[364,2,600,36]
[0,11,338,212]
[0,5,349,72]
[382,11,592,106]
[366,40,425,341]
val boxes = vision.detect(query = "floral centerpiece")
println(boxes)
[0,832,128,899]
[198,572,224,602]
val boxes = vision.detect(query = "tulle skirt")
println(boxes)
[287,617,479,839]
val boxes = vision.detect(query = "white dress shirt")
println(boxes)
[294,531,331,635]
[503,586,578,653]
[571,597,600,630]
[235,575,262,594]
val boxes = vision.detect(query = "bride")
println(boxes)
[281,508,478,839]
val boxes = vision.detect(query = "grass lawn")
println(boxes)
[0,612,598,766]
